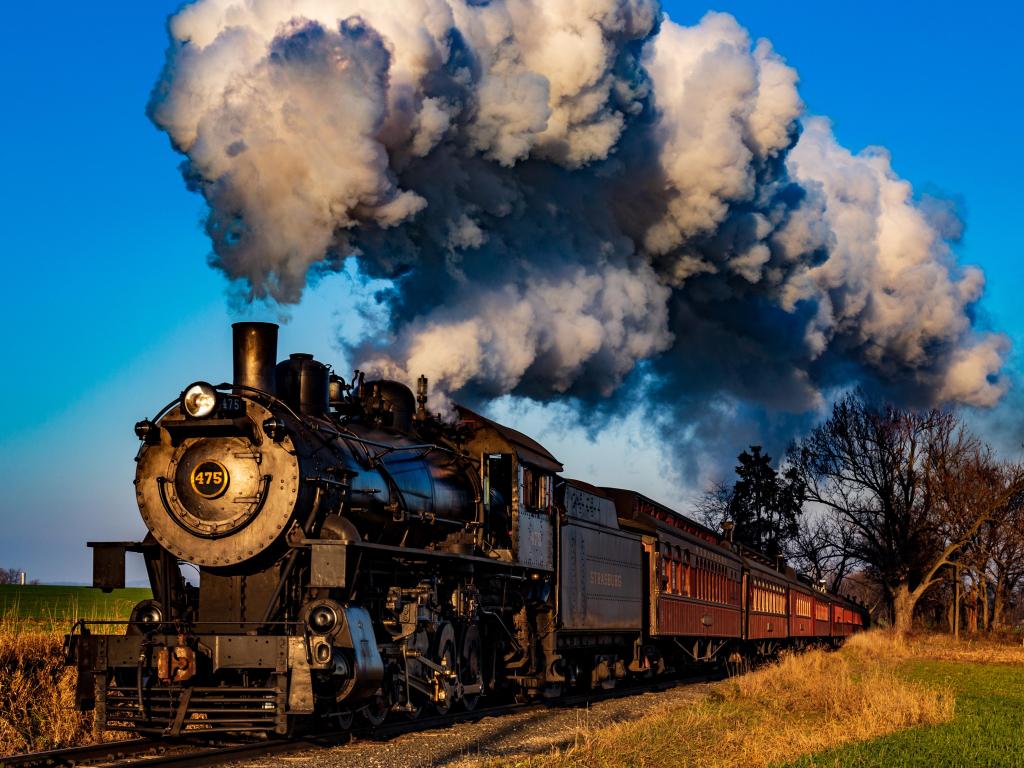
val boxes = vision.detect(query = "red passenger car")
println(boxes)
[653,540,743,638]
[746,562,789,642]
[813,595,831,636]
[789,585,816,638]
[832,604,849,637]
[605,489,744,641]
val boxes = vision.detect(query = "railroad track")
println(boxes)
[0,738,164,768]
[1,671,722,768]
[0,735,335,768]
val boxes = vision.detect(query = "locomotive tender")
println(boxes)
[68,322,865,737]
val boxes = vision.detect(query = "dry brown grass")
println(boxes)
[500,631,955,768]
[0,612,93,756]
[840,627,1024,665]
[906,631,1024,665]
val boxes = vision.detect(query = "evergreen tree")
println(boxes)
[725,446,803,559]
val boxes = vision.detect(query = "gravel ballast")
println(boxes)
[231,683,712,768]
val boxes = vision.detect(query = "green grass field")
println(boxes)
[783,660,1024,768]
[0,585,151,622]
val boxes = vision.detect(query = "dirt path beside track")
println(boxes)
[232,683,712,768]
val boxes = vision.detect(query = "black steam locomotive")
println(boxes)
[67,323,865,737]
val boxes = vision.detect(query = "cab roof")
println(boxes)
[456,405,563,473]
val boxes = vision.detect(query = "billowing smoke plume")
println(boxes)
[149,0,1009,479]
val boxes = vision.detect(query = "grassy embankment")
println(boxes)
[0,585,149,755]
[786,636,1024,768]
[505,631,1024,768]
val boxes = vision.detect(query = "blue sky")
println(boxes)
[0,1,1020,583]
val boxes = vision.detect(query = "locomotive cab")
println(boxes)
[457,406,560,570]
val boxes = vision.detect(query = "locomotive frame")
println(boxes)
[67,322,866,738]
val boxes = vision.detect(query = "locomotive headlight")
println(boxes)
[182,382,217,418]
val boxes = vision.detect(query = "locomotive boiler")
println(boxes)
[68,322,866,738]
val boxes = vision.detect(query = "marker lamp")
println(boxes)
[182,382,218,418]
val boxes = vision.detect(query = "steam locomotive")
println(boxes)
[67,322,865,737]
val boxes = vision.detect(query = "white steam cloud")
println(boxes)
[149,0,1009,467]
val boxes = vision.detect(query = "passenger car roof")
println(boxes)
[601,486,723,545]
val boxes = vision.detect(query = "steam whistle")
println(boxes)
[415,375,429,422]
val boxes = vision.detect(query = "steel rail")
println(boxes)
[1,738,159,768]
[0,736,319,768]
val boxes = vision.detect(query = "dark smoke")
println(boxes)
[148,0,1009,484]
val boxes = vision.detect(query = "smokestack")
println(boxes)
[232,322,279,395]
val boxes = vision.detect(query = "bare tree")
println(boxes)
[0,568,23,585]
[696,481,731,534]
[956,468,1024,631]
[790,392,1019,636]
[789,513,855,594]
[928,431,1024,634]
[989,505,1024,629]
